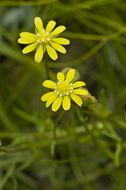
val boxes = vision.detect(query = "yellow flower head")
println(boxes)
[18,17,70,63]
[41,69,88,112]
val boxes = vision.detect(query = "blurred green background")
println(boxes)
[0,0,126,189]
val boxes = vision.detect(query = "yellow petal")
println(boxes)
[66,69,75,83]
[20,32,36,38]
[46,93,58,108]
[41,92,56,102]
[46,45,58,60]
[34,17,43,32]
[52,38,70,45]
[73,89,88,95]
[46,20,56,32]
[52,96,63,112]
[70,93,83,107]
[43,80,56,89]
[72,81,86,88]
[18,37,36,44]
[57,72,65,82]
[35,45,43,63]
[50,42,66,54]
[62,96,71,111]
[51,26,66,37]
[22,43,37,54]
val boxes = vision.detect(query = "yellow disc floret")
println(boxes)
[36,29,51,45]
[56,81,73,96]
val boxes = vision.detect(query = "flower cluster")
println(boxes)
[18,17,70,63]
[18,17,89,112]
[41,69,88,112]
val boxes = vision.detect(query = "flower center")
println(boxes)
[56,81,73,96]
[36,29,51,44]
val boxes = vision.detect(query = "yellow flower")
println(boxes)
[18,17,70,63]
[41,69,88,112]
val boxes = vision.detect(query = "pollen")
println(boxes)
[56,81,71,95]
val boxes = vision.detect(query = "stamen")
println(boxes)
[57,81,60,84]
[37,33,39,36]
[42,28,45,32]
[54,87,57,89]
[47,32,49,35]
[70,83,73,85]
[37,39,40,43]
[42,38,44,42]
[57,92,59,95]
[54,90,56,92]
[70,90,72,93]
[47,38,50,41]
[60,94,62,96]
[66,92,69,95]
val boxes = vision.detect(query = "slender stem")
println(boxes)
[44,56,50,79]
[53,111,65,139]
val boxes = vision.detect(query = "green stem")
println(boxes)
[44,57,50,79]
[53,111,65,139]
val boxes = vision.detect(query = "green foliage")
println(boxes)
[0,0,126,189]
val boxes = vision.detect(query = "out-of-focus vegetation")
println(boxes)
[0,0,126,189]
